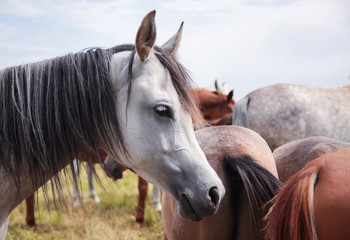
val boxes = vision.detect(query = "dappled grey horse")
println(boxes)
[233,83,350,150]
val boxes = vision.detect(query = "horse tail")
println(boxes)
[223,155,282,239]
[264,166,321,240]
[232,96,250,127]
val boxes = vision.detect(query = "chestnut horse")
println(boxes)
[273,136,350,183]
[162,126,281,240]
[265,147,350,240]
[194,89,234,122]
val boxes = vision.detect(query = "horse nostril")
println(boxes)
[209,186,220,207]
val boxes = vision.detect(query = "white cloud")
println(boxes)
[0,0,44,17]
[171,0,350,98]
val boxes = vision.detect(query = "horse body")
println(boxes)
[233,83,350,150]
[162,126,281,240]
[273,136,350,183]
[265,147,350,240]
[0,11,224,237]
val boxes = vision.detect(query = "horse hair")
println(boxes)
[223,155,282,240]
[264,166,320,240]
[0,43,203,205]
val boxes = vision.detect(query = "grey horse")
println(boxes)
[233,83,350,150]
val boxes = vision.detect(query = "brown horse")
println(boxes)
[265,147,350,240]
[194,89,234,122]
[162,126,281,240]
[273,136,350,183]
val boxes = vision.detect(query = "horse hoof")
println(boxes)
[92,196,100,203]
[155,203,162,212]
[139,223,146,229]
[73,200,80,208]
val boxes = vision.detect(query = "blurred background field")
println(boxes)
[7,165,163,240]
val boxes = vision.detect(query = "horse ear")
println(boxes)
[214,79,219,91]
[227,90,234,102]
[161,22,183,56]
[136,10,157,62]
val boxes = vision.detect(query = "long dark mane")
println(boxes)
[0,43,203,203]
[223,155,281,239]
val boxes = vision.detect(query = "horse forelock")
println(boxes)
[0,46,132,203]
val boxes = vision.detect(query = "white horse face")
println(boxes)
[109,11,225,221]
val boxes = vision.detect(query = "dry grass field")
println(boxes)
[6,165,164,240]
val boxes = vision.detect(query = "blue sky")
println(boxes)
[1,0,349,100]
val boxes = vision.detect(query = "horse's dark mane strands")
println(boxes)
[0,46,122,205]
[0,43,203,206]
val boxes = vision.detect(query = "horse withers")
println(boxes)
[0,11,224,239]
[265,147,350,240]
[162,126,281,240]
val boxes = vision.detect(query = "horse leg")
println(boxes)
[151,185,161,211]
[136,176,148,227]
[72,159,81,207]
[25,194,37,231]
[0,214,10,240]
[86,163,100,203]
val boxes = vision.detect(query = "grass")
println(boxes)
[6,165,164,240]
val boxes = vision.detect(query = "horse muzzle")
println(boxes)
[177,185,223,221]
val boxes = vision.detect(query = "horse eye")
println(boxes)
[154,105,173,118]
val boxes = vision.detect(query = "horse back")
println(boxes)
[233,83,350,149]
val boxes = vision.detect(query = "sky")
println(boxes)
[1,0,349,100]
